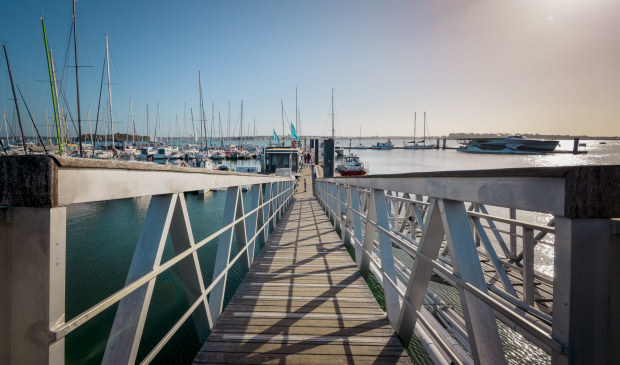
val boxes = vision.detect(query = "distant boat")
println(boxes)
[599,141,607,145]
[153,147,173,159]
[404,112,435,150]
[351,126,367,149]
[371,139,394,150]
[335,145,345,156]
[457,135,559,154]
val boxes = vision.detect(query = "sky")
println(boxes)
[1,0,619,139]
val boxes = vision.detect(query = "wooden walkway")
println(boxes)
[194,176,411,364]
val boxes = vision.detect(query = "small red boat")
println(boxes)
[336,154,368,176]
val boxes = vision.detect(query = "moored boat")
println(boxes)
[335,154,368,176]
[404,112,435,149]
[457,135,559,154]
[371,139,394,150]
[335,145,345,156]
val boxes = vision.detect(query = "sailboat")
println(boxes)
[328,90,344,156]
[351,126,367,149]
[404,112,435,149]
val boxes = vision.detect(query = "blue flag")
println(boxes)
[273,129,279,143]
[290,123,298,140]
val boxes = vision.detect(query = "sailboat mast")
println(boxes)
[423,111,426,143]
[103,111,107,147]
[190,108,195,142]
[331,88,335,140]
[2,44,27,154]
[240,100,243,147]
[210,103,214,150]
[45,109,51,146]
[295,87,298,135]
[146,104,149,142]
[156,101,160,142]
[413,112,416,144]
[131,108,135,144]
[3,108,9,146]
[88,107,93,147]
[127,98,133,147]
[50,50,63,152]
[105,35,115,150]
[198,70,208,149]
[228,101,230,147]
[73,0,83,155]
[281,99,284,146]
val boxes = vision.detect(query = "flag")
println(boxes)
[290,123,298,140]
[273,129,279,143]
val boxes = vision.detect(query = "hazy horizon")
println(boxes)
[1,0,619,139]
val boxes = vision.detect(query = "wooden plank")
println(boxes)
[194,352,411,364]
[194,190,411,364]
[200,341,407,356]
[210,324,397,337]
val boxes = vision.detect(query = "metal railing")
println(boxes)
[0,155,295,364]
[315,166,620,365]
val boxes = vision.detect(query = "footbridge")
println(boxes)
[1,155,619,364]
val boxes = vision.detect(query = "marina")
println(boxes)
[1,1,619,364]
[1,150,619,364]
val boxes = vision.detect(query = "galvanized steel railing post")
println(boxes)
[338,184,347,239]
[372,189,403,327]
[437,199,506,364]
[509,208,517,260]
[522,227,535,306]
[208,187,249,321]
[103,194,178,365]
[359,188,377,277]
[324,182,330,220]
[348,186,363,268]
[264,183,275,234]
[396,199,445,346]
[168,193,213,340]
[326,182,333,223]
[246,184,264,263]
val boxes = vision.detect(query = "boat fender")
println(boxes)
[181,163,186,167]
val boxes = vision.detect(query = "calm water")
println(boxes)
[66,190,262,364]
[65,140,619,364]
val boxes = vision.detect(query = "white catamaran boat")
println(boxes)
[457,135,559,154]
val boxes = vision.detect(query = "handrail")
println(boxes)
[311,166,620,364]
[0,155,296,365]
[49,186,291,341]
